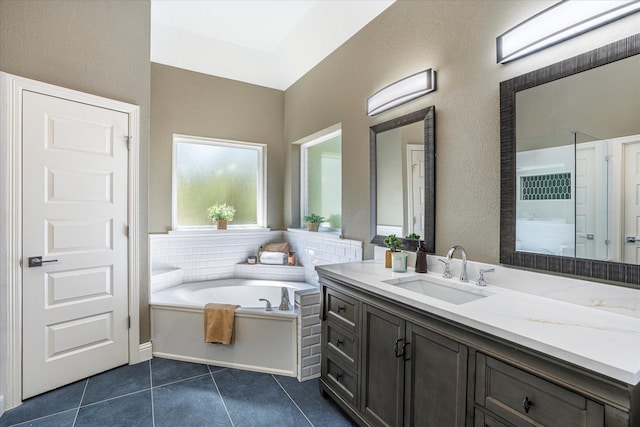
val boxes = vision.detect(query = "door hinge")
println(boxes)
[125,225,129,237]
[123,135,133,149]
[128,316,131,329]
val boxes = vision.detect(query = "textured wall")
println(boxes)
[283,0,639,261]
[150,63,285,232]
[0,0,151,346]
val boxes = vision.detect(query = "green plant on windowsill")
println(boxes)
[303,213,325,232]
[405,233,421,240]
[207,203,236,230]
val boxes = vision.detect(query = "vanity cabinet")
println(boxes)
[321,277,468,427]
[318,271,638,427]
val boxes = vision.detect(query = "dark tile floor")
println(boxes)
[0,358,356,427]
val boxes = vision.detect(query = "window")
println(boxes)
[172,134,266,230]
[300,127,342,231]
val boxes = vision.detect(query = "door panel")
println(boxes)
[22,91,129,399]
[362,304,405,427]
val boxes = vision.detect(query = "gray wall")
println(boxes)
[149,63,285,232]
[283,0,639,260]
[0,0,151,349]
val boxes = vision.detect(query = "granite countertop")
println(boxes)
[316,259,640,385]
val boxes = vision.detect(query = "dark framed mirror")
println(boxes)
[370,106,435,252]
[500,34,640,287]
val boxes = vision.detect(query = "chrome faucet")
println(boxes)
[279,287,291,311]
[446,245,468,282]
[258,298,273,311]
[477,268,495,287]
[438,259,452,278]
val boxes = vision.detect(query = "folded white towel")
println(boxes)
[260,251,287,265]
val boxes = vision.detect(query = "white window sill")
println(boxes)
[167,227,272,236]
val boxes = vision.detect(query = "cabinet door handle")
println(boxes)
[337,304,346,312]
[336,372,343,381]
[335,338,344,347]
[402,342,410,362]
[522,396,533,413]
[394,339,404,357]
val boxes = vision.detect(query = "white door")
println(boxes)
[22,91,130,398]
[624,142,640,264]
[575,143,607,260]
[407,146,424,237]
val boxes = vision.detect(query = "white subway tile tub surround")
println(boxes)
[150,268,185,292]
[234,264,306,281]
[149,230,283,283]
[150,230,363,287]
[296,290,322,380]
[285,229,363,284]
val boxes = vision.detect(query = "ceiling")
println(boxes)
[150,0,395,90]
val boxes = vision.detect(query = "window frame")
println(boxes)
[171,134,267,231]
[298,125,342,231]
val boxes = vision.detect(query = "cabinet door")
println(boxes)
[362,304,405,427]
[404,322,468,427]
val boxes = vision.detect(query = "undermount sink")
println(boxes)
[383,277,495,305]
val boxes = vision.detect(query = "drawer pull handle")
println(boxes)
[336,339,344,347]
[337,304,346,312]
[522,396,533,413]
[336,372,343,381]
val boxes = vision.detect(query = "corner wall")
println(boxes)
[149,63,286,233]
[283,0,640,261]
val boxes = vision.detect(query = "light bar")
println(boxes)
[367,69,436,116]
[497,0,640,63]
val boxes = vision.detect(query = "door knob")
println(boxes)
[626,236,638,243]
[28,257,58,268]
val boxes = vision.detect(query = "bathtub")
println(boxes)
[150,279,318,377]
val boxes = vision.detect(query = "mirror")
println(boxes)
[500,34,640,286]
[370,106,435,252]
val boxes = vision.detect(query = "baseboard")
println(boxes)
[138,342,153,362]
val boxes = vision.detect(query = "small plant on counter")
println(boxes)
[384,234,403,252]
[405,232,421,240]
[303,213,325,232]
[207,203,236,229]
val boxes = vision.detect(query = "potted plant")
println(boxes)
[207,203,236,230]
[405,233,420,240]
[303,213,325,232]
[383,234,402,268]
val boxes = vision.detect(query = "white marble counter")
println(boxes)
[316,258,640,385]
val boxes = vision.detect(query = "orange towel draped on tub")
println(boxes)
[204,303,240,345]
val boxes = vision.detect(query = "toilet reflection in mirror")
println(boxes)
[514,54,640,264]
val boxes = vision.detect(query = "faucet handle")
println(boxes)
[477,268,495,287]
[439,259,452,278]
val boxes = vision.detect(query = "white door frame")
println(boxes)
[0,72,142,409]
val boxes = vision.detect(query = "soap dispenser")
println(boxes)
[415,240,428,273]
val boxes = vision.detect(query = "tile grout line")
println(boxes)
[149,360,155,427]
[272,375,314,427]
[208,365,235,427]
[71,379,89,426]
[153,372,213,390]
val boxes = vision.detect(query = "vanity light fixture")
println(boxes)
[367,69,436,116]
[497,0,640,63]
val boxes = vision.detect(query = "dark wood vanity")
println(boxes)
[318,270,639,427]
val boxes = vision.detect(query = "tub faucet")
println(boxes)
[279,287,291,311]
[446,245,468,282]
[258,298,273,311]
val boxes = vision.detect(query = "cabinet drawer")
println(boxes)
[326,288,358,330]
[326,322,357,369]
[476,355,604,427]
[325,355,358,406]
